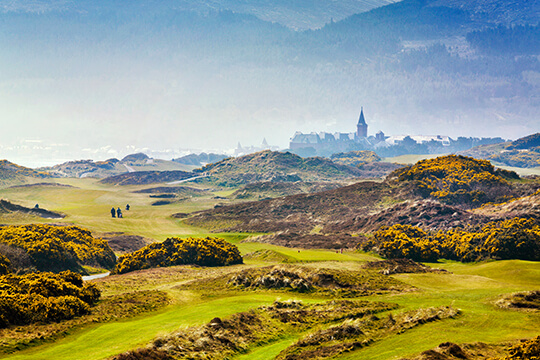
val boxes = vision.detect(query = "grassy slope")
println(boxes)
[0,178,214,240]
[1,178,540,360]
[335,260,540,360]
[238,260,540,360]
[2,259,537,360]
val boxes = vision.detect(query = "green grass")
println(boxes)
[211,260,540,360]
[2,178,540,360]
[0,294,314,360]
[0,178,226,240]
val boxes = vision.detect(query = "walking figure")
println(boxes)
[126,204,130,211]
[117,207,122,218]
[110,207,116,218]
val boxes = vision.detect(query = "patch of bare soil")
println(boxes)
[101,233,149,254]
[362,259,448,275]
[247,232,363,249]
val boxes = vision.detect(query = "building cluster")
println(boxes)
[288,108,451,156]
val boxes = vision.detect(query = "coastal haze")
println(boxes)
[0,0,539,167]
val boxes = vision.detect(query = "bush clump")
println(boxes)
[0,224,116,273]
[360,217,540,262]
[500,335,540,360]
[112,237,243,275]
[390,155,519,206]
[0,271,100,328]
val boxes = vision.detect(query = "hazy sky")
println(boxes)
[0,1,538,167]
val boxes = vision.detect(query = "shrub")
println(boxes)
[501,335,540,360]
[361,218,540,262]
[389,155,517,206]
[0,224,116,273]
[0,271,100,328]
[0,254,10,275]
[112,237,243,275]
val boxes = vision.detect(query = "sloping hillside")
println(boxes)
[0,199,64,219]
[0,160,53,186]
[0,0,401,30]
[184,181,400,233]
[100,170,195,186]
[462,133,540,168]
[194,150,362,187]
[42,153,195,178]
[182,155,540,248]
[387,155,519,206]
[42,159,124,178]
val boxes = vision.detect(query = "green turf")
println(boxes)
[0,178,223,240]
[0,294,313,360]
[2,178,540,360]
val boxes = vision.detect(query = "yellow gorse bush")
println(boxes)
[391,155,518,206]
[0,271,100,328]
[0,224,116,273]
[362,217,540,262]
[112,237,243,275]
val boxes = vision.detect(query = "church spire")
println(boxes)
[357,107,366,125]
[356,107,368,138]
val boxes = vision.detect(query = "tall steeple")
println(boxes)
[356,107,368,138]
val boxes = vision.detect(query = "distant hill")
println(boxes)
[229,181,344,201]
[462,133,540,168]
[430,0,539,25]
[41,158,123,178]
[182,154,539,249]
[0,160,53,186]
[173,153,229,166]
[194,150,363,187]
[121,153,150,164]
[0,0,401,30]
[1,0,538,147]
[100,170,195,186]
[41,154,195,178]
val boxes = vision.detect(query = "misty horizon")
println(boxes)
[0,0,538,167]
